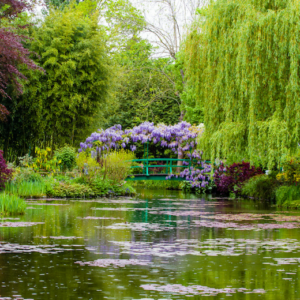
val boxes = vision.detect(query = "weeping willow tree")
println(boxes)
[183,0,300,169]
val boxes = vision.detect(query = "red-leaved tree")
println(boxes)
[0,0,41,120]
[214,162,263,195]
[0,150,12,190]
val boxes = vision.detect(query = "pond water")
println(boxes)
[1,188,300,299]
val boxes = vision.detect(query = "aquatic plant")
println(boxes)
[5,181,46,198]
[0,193,26,215]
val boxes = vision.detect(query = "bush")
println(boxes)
[108,181,135,196]
[13,167,43,183]
[46,182,94,198]
[277,156,300,183]
[214,162,263,195]
[18,154,34,167]
[241,174,278,200]
[55,146,76,171]
[0,193,26,215]
[103,149,135,183]
[275,185,300,206]
[88,178,112,196]
[0,150,12,190]
[76,151,100,178]
[32,147,61,172]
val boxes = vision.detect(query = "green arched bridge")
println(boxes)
[127,158,210,181]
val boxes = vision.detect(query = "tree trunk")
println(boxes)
[177,147,184,173]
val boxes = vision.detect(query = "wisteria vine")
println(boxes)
[79,122,211,189]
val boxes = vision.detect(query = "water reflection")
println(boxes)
[0,189,299,299]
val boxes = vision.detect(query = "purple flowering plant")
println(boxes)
[79,122,211,189]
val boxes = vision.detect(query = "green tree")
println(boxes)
[183,0,300,169]
[31,3,111,147]
[105,37,181,129]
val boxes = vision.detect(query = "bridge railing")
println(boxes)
[130,158,210,176]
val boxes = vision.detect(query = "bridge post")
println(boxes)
[170,160,172,174]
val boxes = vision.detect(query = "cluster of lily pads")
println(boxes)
[79,121,211,189]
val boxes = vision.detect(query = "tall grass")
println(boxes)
[5,181,46,198]
[0,193,26,215]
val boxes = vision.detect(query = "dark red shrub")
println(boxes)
[0,150,12,190]
[214,162,263,195]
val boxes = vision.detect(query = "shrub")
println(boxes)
[0,193,26,215]
[46,182,94,198]
[32,147,61,172]
[214,162,263,195]
[277,156,300,183]
[76,151,100,178]
[55,146,76,171]
[275,185,300,206]
[18,154,34,167]
[88,178,112,196]
[13,167,43,183]
[103,149,134,183]
[241,174,278,200]
[0,150,12,190]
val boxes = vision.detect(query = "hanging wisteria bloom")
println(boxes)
[79,122,210,188]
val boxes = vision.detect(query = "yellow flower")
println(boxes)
[58,160,62,164]
[46,147,51,152]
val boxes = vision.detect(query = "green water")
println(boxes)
[0,188,300,299]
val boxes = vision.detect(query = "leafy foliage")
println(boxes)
[30,3,111,146]
[0,193,26,215]
[214,162,263,195]
[275,185,300,206]
[12,168,42,183]
[103,149,134,183]
[183,0,300,169]
[76,151,100,178]
[87,177,112,196]
[105,38,181,129]
[0,150,12,190]
[55,146,76,171]
[5,181,45,198]
[241,174,278,201]
[0,0,41,100]
[46,182,94,198]
[281,156,300,184]
[32,147,60,172]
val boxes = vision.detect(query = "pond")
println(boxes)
[0,188,300,299]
